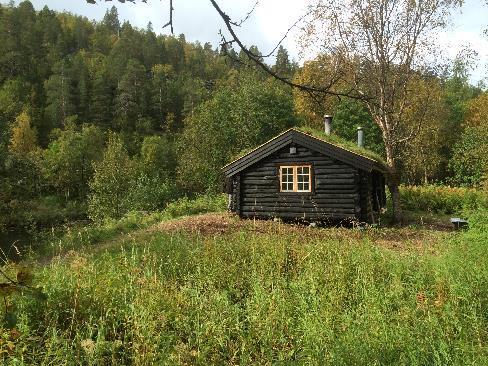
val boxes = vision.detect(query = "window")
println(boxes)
[279,165,312,192]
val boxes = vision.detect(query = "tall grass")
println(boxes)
[36,194,227,259]
[4,212,488,365]
[400,185,488,214]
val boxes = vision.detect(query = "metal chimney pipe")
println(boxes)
[357,126,364,148]
[324,115,332,135]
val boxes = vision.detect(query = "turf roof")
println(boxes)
[296,126,388,168]
[229,127,388,171]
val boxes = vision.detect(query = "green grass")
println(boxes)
[400,185,488,214]
[297,126,388,168]
[26,194,228,261]
[3,209,487,365]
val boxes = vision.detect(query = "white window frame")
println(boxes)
[279,165,312,193]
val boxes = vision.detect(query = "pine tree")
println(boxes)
[90,65,113,126]
[102,6,120,36]
[115,59,146,132]
[44,59,74,128]
[273,45,295,78]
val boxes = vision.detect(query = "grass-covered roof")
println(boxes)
[229,127,388,172]
[296,126,388,169]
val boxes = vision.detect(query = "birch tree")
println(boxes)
[300,0,462,221]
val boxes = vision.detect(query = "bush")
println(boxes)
[88,134,136,221]
[400,185,488,214]
[88,134,179,222]
[125,175,178,213]
[164,194,227,218]
[448,125,488,187]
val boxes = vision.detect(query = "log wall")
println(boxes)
[237,145,362,221]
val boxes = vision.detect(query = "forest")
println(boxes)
[0,1,487,364]
[0,1,486,232]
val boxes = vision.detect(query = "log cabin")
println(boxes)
[222,123,387,224]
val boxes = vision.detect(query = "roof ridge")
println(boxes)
[221,128,294,169]
[291,128,378,163]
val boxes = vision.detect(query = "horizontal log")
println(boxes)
[257,159,335,167]
[241,206,361,214]
[242,200,357,207]
[242,199,357,206]
[316,178,355,185]
[241,212,356,219]
[315,184,357,190]
[243,168,356,178]
[242,189,359,196]
[314,168,357,175]
[275,152,315,159]
[241,179,277,185]
[241,178,356,187]
[241,206,357,214]
[242,172,277,178]
[241,193,358,200]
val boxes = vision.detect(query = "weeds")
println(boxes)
[400,185,488,214]
[2,209,487,365]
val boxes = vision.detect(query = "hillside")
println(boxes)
[2,201,487,364]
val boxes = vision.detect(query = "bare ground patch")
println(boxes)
[149,212,452,254]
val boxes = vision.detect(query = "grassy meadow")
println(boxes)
[1,191,487,365]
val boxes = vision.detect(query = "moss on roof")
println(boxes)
[227,127,389,171]
[296,126,388,169]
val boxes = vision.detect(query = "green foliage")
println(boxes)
[178,72,297,193]
[138,135,177,180]
[44,59,74,128]
[297,126,388,168]
[0,79,31,132]
[5,212,488,364]
[164,194,227,218]
[114,59,147,132]
[42,123,104,198]
[331,99,384,155]
[88,133,136,221]
[448,125,488,187]
[9,110,38,156]
[399,185,488,214]
[1,195,86,229]
[89,133,179,222]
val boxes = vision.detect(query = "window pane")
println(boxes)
[281,167,294,192]
[280,165,311,192]
[282,182,293,191]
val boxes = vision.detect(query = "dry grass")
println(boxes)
[150,212,451,255]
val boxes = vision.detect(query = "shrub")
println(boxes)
[88,134,179,222]
[88,134,136,221]
[164,194,227,218]
[448,125,488,187]
[400,185,488,214]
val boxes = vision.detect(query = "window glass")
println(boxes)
[280,165,311,192]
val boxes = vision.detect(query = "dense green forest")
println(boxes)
[0,1,487,231]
